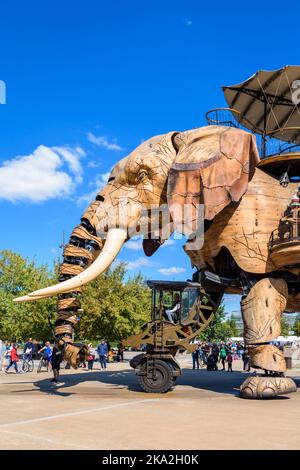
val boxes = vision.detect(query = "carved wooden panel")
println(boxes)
[184,168,298,274]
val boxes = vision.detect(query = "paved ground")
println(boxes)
[0,353,300,450]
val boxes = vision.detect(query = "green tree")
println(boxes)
[281,316,290,337]
[199,305,238,342]
[0,250,57,342]
[78,262,151,342]
[293,315,300,336]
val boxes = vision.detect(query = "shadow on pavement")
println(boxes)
[10,366,287,398]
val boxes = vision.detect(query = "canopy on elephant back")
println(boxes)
[221,66,300,156]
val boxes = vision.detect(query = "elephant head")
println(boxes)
[14,125,259,303]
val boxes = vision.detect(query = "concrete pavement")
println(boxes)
[0,354,300,449]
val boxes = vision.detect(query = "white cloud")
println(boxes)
[158,267,186,276]
[125,238,143,251]
[77,171,110,204]
[52,146,85,183]
[0,145,85,203]
[87,160,102,168]
[162,239,176,248]
[87,132,124,151]
[125,257,156,270]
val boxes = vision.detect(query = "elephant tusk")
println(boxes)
[13,228,127,302]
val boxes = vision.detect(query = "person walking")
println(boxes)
[97,340,108,370]
[192,344,200,370]
[87,344,96,371]
[5,343,21,373]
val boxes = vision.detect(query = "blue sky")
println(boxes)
[1,0,299,314]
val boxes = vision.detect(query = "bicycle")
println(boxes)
[37,355,50,373]
[22,357,34,373]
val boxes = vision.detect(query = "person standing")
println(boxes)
[117,341,124,362]
[202,343,209,365]
[227,350,233,372]
[87,343,96,371]
[5,343,20,373]
[23,337,34,367]
[51,344,63,384]
[219,344,227,371]
[97,340,108,370]
[0,340,5,371]
[38,341,52,371]
[3,342,12,371]
[242,350,250,372]
[192,344,200,370]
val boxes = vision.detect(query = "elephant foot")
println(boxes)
[62,342,89,368]
[240,375,297,399]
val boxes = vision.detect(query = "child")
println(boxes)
[227,351,233,372]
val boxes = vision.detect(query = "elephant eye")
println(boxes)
[137,170,148,182]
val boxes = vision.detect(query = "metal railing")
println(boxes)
[269,220,300,249]
[205,108,300,158]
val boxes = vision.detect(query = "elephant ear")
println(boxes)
[167,126,260,235]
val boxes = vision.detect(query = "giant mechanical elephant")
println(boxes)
[15,125,300,398]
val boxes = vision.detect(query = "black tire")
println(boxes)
[130,353,145,369]
[22,362,28,373]
[28,360,34,372]
[139,359,174,393]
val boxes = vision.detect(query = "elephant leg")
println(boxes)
[239,277,297,399]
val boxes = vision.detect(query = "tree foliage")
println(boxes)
[0,250,56,342]
[280,316,290,337]
[199,304,238,342]
[0,251,151,343]
[293,315,300,336]
[78,263,151,342]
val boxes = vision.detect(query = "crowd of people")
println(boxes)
[1,337,254,383]
[191,341,251,372]
[0,338,125,383]
[85,340,124,371]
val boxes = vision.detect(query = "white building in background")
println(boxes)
[282,312,299,331]
[225,310,244,335]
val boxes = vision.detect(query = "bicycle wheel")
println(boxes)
[28,359,34,372]
[37,358,43,373]
[22,361,29,373]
